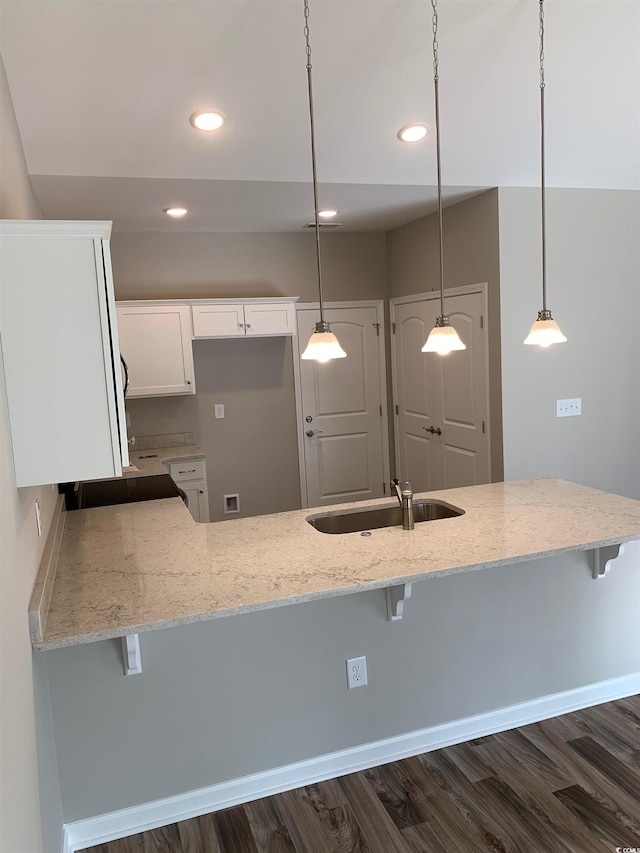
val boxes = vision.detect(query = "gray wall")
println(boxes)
[127,337,300,520]
[386,190,504,481]
[0,55,63,853]
[111,230,389,303]
[498,187,640,499]
[47,545,640,822]
[114,231,389,519]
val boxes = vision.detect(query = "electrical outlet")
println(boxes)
[214,404,225,419]
[556,398,582,418]
[346,656,368,689]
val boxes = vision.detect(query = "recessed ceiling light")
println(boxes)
[397,123,428,143]
[189,109,226,131]
[318,209,339,218]
[164,207,188,217]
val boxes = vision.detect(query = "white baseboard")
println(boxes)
[63,672,639,853]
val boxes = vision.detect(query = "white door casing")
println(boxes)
[391,286,490,492]
[295,302,390,509]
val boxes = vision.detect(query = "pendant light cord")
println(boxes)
[431,0,445,319]
[303,0,325,325]
[539,0,547,313]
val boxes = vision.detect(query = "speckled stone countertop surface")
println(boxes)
[31,478,640,650]
[122,444,205,478]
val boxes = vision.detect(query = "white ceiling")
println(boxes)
[1,0,638,232]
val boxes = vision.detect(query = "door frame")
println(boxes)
[389,283,491,486]
[293,300,391,509]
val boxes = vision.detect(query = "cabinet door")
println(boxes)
[181,481,209,522]
[192,304,246,338]
[0,223,128,487]
[117,305,195,397]
[244,302,296,336]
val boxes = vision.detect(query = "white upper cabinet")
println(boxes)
[0,220,128,488]
[192,303,245,338]
[192,298,297,339]
[116,304,195,397]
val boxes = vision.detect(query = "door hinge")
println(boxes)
[395,404,399,415]
[482,420,486,434]
[480,315,484,329]
[383,482,386,494]
[391,322,396,334]
[379,404,383,416]
[373,322,380,336]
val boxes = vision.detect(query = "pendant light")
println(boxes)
[422,0,465,356]
[524,0,567,348]
[300,0,346,363]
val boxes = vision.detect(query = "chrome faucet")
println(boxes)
[391,479,414,530]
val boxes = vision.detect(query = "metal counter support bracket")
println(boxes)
[122,634,142,675]
[590,543,625,580]
[386,583,413,621]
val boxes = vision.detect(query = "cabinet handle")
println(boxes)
[246,323,252,329]
[199,489,204,494]
[186,380,192,385]
[179,469,197,474]
[238,323,245,328]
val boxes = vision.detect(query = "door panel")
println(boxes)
[443,444,478,490]
[392,290,489,492]
[402,433,439,494]
[315,323,367,415]
[298,305,386,508]
[317,433,371,500]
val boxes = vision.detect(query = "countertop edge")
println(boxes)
[28,495,66,644]
[34,530,640,651]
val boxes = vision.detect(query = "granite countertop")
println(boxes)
[30,478,640,651]
[124,444,205,478]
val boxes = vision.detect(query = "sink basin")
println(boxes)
[307,500,464,534]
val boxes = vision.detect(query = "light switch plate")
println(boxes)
[556,398,582,418]
[214,404,225,419]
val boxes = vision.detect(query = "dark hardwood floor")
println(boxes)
[83,696,640,852]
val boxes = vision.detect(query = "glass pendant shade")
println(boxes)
[301,322,347,362]
[422,316,466,355]
[523,310,567,347]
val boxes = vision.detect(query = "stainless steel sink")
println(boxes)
[306,500,464,534]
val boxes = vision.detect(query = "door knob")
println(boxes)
[306,430,323,437]
[422,426,442,435]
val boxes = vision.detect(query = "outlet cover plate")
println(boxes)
[556,398,582,418]
[346,655,368,689]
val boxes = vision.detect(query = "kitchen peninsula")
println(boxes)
[30,478,640,651]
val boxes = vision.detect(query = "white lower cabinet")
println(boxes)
[0,220,128,487]
[181,483,210,523]
[167,458,210,523]
[116,303,195,397]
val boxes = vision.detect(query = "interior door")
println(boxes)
[392,290,489,492]
[298,305,387,508]
[393,299,444,491]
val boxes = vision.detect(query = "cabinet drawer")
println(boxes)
[168,459,206,482]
